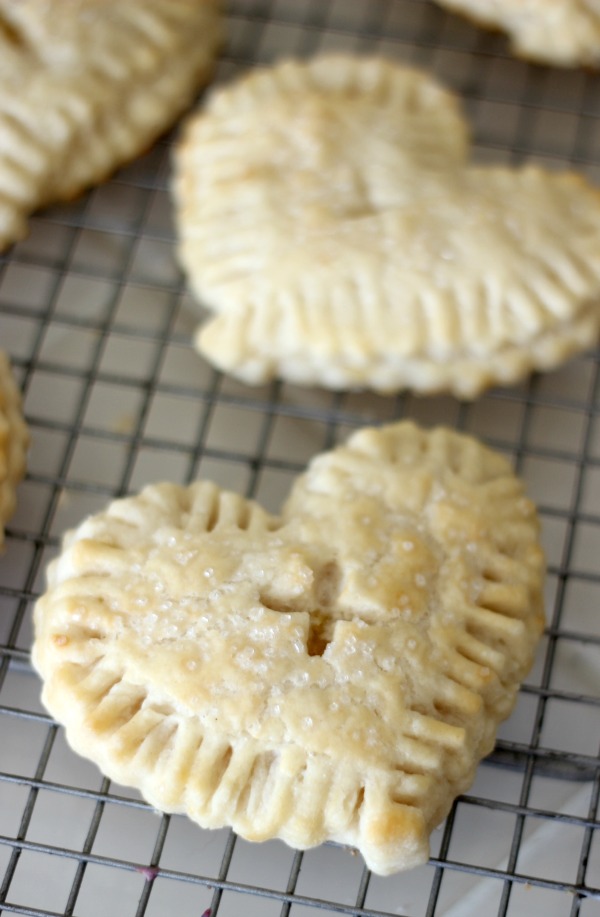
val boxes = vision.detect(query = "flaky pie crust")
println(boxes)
[32,422,545,875]
[174,55,600,397]
[435,0,600,68]
[0,0,221,250]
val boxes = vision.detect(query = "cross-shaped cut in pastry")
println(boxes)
[32,421,545,875]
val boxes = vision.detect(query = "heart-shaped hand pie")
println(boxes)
[32,422,544,875]
[0,351,28,548]
[0,0,221,251]
[174,54,600,397]
[435,0,600,68]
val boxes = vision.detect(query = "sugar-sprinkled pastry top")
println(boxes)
[32,421,545,875]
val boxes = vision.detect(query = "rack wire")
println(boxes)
[1,1,599,915]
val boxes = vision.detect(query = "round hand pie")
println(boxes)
[0,352,28,548]
[32,422,545,875]
[0,0,221,250]
[435,0,600,68]
[173,55,600,397]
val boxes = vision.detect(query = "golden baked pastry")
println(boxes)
[32,421,545,875]
[435,0,600,68]
[173,55,600,397]
[0,352,28,548]
[0,0,221,250]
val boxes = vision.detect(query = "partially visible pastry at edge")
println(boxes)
[173,55,600,398]
[0,0,221,250]
[32,421,545,875]
[435,0,600,68]
[0,352,28,548]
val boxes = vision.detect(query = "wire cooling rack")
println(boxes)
[1,1,600,915]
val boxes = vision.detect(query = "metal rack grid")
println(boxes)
[1,1,600,915]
